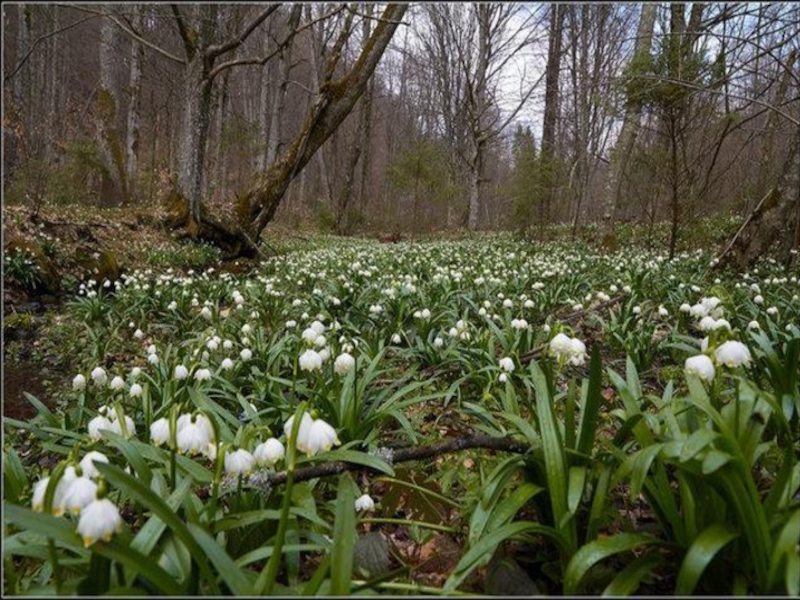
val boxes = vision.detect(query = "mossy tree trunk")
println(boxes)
[237,4,408,250]
[96,16,128,207]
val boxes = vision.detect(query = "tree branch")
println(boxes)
[5,14,98,82]
[206,5,280,60]
[268,434,530,486]
[207,5,345,80]
[170,4,194,60]
[56,4,185,63]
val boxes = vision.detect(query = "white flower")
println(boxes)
[108,415,136,438]
[77,498,123,547]
[754,295,764,305]
[748,320,761,330]
[73,374,87,391]
[79,451,109,479]
[299,349,323,372]
[286,320,297,328]
[714,341,752,368]
[174,365,189,380]
[685,355,715,382]
[177,421,212,455]
[698,316,717,331]
[391,333,402,344]
[223,340,233,350]
[221,358,234,370]
[130,367,142,378]
[302,327,319,343]
[303,418,341,456]
[200,306,213,319]
[133,329,144,339]
[147,354,160,365]
[284,412,314,451]
[194,368,212,381]
[498,357,515,372]
[224,449,256,475]
[206,339,219,351]
[502,299,513,308]
[88,415,113,441]
[567,338,587,366]
[150,418,171,446]
[31,477,51,512]
[511,318,529,330]
[146,344,157,356]
[241,324,252,335]
[314,335,328,348]
[311,320,326,335]
[129,383,143,397]
[767,306,778,316]
[524,299,534,308]
[498,373,508,383]
[433,337,444,348]
[679,303,692,313]
[334,352,355,375]
[63,476,99,515]
[91,367,108,386]
[254,438,285,467]
[240,348,252,361]
[204,442,218,461]
[658,306,669,317]
[421,308,431,319]
[632,306,641,315]
[549,333,572,356]
[35,467,77,516]
[712,318,731,331]
[355,494,376,512]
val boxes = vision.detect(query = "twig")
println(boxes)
[268,434,529,486]
[713,188,776,268]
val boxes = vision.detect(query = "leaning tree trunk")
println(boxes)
[237,4,408,253]
[540,4,565,227]
[599,4,657,242]
[96,16,128,207]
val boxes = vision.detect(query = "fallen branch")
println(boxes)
[268,433,529,486]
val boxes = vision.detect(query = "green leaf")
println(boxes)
[3,447,29,504]
[444,521,561,593]
[94,463,219,594]
[129,476,192,557]
[768,509,800,595]
[576,346,604,456]
[567,467,587,515]
[330,473,357,596]
[564,533,659,595]
[23,392,59,426]
[675,524,738,594]
[308,448,394,476]
[602,552,663,596]
[100,431,153,486]
[186,523,254,595]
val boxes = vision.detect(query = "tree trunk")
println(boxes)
[96,16,128,207]
[125,6,144,202]
[540,4,565,226]
[262,4,302,170]
[238,4,408,251]
[177,57,214,229]
[212,72,230,201]
[599,3,657,240]
[46,5,59,164]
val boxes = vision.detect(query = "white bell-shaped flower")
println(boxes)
[685,355,715,382]
[254,438,285,467]
[79,451,110,479]
[334,352,355,375]
[63,476,99,515]
[354,494,376,512]
[224,448,256,475]
[77,498,123,547]
[714,341,752,368]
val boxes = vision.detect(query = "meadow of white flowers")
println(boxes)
[4,236,799,595]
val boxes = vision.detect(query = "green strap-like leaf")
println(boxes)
[576,346,604,456]
[330,473,357,596]
[186,522,254,595]
[675,524,738,594]
[564,532,660,595]
[602,552,664,597]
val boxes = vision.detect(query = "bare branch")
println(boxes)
[206,5,281,60]
[267,434,530,486]
[57,4,184,63]
[170,4,194,59]
[5,14,98,82]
